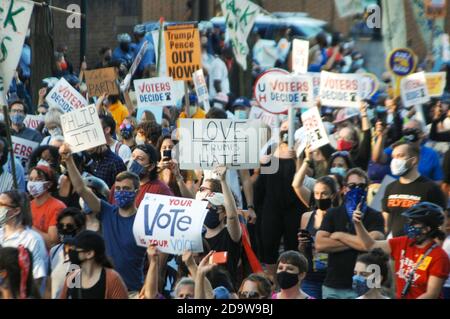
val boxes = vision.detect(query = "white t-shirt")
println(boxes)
[443,236,450,288]
[110,140,132,164]
[0,227,48,279]
[208,57,230,99]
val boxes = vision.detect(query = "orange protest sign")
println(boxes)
[164,24,201,81]
[84,67,119,97]
[425,0,447,19]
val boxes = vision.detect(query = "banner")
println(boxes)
[382,0,407,56]
[292,39,309,75]
[164,24,201,81]
[254,69,313,114]
[0,0,34,104]
[334,0,364,18]
[45,78,88,113]
[425,72,447,97]
[301,107,330,151]
[220,0,261,70]
[61,104,106,153]
[360,73,380,99]
[84,67,119,97]
[121,41,149,92]
[133,194,208,255]
[178,119,261,170]
[134,77,176,108]
[11,136,38,166]
[319,71,361,108]
[400,72,430,107]
[193,69,211,111]
[24,115,44,130]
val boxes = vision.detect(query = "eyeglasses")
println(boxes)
[346,183,367,190]
[11,109,25,114]
[239,291,261,299]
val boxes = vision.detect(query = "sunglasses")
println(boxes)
[239,291,261,299]
[57,223,77,233]
[346,183,367,190]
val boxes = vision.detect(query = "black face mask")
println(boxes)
[204,207,221,229]
[276,271,299,290]
[68,250,83,265]
[315,198,332,211]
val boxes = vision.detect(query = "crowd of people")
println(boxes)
[0,18,449,300]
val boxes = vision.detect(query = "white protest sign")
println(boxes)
[292,39,310,75]
[120,41,148,92]
[61,104,106,153]
[254,69,314,114]
[11,136,38,166]
[334,0,365,18]
[319,71,361,108]
[360,73,380,100]
[24,115,44,130]
[134,77,176,108]
[193,69,211,112]
[133,194,208,255]
[295,127,308,158]
[0,0,34,103]
[178,119,261,170]
[301,107,330,151]
[400,72,430,107]
[153,30,167,76]
[45,78,88,113]
[249,106,279,129]
[309,72,321,100]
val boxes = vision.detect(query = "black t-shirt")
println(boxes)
[206,227,241,286]
[319,205,384,289]
[382,176,446,237]
[68,268,106,299]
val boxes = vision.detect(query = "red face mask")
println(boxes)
[337,139,353,151]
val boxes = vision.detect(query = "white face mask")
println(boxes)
[49,127,62,137]
[0,207,10,226]
[27,181,48,198]
[135,135,146,145]
[390,158,411,177]
[37,159,50,167]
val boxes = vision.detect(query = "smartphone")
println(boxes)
[163,149,172,161]
[209,252,228,265]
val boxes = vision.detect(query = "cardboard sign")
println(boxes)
[11,136,38,165]
[45,78,88,113]
[178,119,261,170]
[134,77,176,108]
[24,115,44,130]
[301,107,330,151]
[84,67,119,97]
[164,24,201,81]
[387,48,417,77]
[425,0,447,18]
[254,69,314,114]
[400,72,430,107]
[249,106,279,129]
[360,73,380,99]
[292,39,310,75]
[193,69,211,111]
[61,104,106,153]
[136,105,163,125]
[133,194,208,255]
[425,72,447,97]
[319,71,361,108]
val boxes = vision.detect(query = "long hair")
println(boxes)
[2,190,32,227]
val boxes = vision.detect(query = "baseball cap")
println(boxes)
[232,97,251,108]
[65,230,105,256]
[213,286,230,299]
[205,192,225,206]
[134,24,146,35]
[333,108,360,124]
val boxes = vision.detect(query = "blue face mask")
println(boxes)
[127,160,146,177]
[10,114,25,125]
[352,275,370,297]
[404,224,423,239]
[114,190,137,208]
[345,188,367,220]
[330,167,346,177]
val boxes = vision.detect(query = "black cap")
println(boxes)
[65,230,105,256]
[135,144,158,164]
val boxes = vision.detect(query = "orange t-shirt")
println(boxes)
[31,196,67,233]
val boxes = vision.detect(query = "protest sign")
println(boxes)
[425,0,447,18]
[164,24,201,81]
[295,127,308,158]
[153,30,168,76]
[134,77,176,108]
[319,71,361,108]
[249,106,279,129]
[368,175,396,212]
[121,41,149,92]
[253,39,278,69]
[178,119,261,170]
[136,105,163,124]
[301,107,330,151]
[254,69,313,114]
[387,48,417,77]
[24,115,44,130]
[193,69,211,111]
[0,0,34,104]
[360,73,380,100]
[61,104,106,153]
[425,72,447,97]
[292,39,309,75]
[309,72,321,100]
[12,136,38,166]
[45,78,88,113]
[84,67,119,97]
[400,72,430,107]
[133,194,208,255]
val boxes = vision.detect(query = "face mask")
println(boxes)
[402,129,420,143]
[345,188,367,220]
[404,224,424,239]
[315,198,332,211]
[337,139,353,151]
[48,127,62,137]
[27,181,48,198]
[135,135,146,145]
[390,158,412,177]
[114,190,137,208]
[353,59,364,69]
[10,114,25,125]
[37,159,50,167]
[128,160,147,177]
[234,110,248,120]
[68,250,83,265]
[204,207,221,229]
[0,207,15,226]
[79,198,92,214]
[280,130,288,143]
[276,271,299,290]
[352,275,370,297]
[330,167,346,177]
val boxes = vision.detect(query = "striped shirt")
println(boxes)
[0,171,14,193]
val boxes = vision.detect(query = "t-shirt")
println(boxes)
[389,236,450,299]
[319,205,384,289]
[382,176,446,237]
[443,236,450,288]
[50,243,70,299]
[98,200,146,292]
[109,140,132,164]
[108,101,129,132]
[31,196,66,233]
[384,146,444,181]
[208,57,230,98]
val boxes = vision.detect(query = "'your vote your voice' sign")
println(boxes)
[133,194,208,255]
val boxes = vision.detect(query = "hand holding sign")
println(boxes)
[352,202,363,225]
[147,244,160,262]
[213,166,227,181]
[197,250,218,276]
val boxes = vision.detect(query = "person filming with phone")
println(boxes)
[315,168,385,299]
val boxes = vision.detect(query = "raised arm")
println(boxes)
[194,251,216,299]
[372,121,388,163]
[353,209,391,254]
[239,169,256,224]
[143,244,160,299]
[292,146,312,207]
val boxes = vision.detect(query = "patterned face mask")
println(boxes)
[114,190,137,208]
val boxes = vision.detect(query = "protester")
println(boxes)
[100,115,132,164]
[9,98,42,143]
[353,249,390,299]
[119,117,137,150]
[238,273,273,299]
[112,33,135,68]
[41,107,64,146]
[103,95,129,131]
[135,120,162,146]
[0,138,15,193]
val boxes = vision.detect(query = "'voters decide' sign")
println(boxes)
[319,71,362,108]
[133,194,208,255]
[12,136,39,165]
[134,77,176,108]
[400,72,430,107]
[45,78,87,113]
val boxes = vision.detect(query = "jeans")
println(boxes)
[302,279,323,299]
[322,285,358,299]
